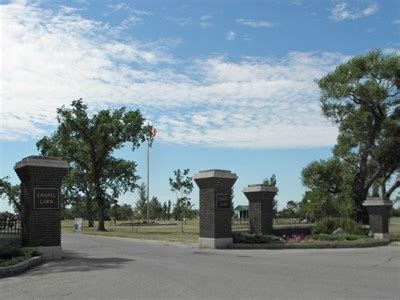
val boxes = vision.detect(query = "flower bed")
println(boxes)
[231,232,387,249]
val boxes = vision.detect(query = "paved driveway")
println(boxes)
[0,233,399,299]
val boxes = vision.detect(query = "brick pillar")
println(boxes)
[14,156,69,259]
[243,184,277,235]
[363,197,391,239]
[194,169,237,249]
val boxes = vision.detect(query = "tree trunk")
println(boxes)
[353,180,369,224]
[97,196,106,231]
[86,197,94,228]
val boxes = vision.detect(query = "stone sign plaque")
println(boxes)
[33,188,59,210]
[216,194,231,210]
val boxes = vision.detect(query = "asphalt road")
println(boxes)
[0,233,399,299]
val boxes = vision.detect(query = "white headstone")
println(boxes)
[74,218,83,232]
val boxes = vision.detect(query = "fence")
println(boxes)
[232,218,312,233]
[232,219,250,232]
[0,219,21,235]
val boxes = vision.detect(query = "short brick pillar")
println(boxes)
[14,156,69,259]
[194,169,237,249]
[243,184,278,235]
[363,197,391,239]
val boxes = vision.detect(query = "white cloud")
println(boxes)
[330,2,379,21]
[1,1,346,149]
[393,20,400,25]
[226,31,236,40]
[165,16,193,27]
[236,18,275,28]
[118,15,143,30]
[108,2,151,16]
[200,15,213,28]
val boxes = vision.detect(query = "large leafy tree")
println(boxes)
[37,99,148,231]
[317,50,400,221]
[300,158,354,220]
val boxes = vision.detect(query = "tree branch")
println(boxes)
[386,180,400,200]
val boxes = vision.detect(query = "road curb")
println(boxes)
[0,256,43,278]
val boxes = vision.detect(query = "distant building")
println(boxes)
[234,205,249,220]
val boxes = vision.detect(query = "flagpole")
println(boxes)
[147,126,150,223]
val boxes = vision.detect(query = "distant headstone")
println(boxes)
[243,184,278,235]
[74,218,83,232]
[14,156,69,259]
[194,169,237,249]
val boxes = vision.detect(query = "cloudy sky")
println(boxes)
[1,0,399,212]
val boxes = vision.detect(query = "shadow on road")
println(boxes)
[20,250,134,276]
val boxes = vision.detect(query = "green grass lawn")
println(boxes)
[62,219,199,244]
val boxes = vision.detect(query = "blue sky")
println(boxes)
[1,0,399,212]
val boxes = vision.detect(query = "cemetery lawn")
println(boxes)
[61,219,199,244]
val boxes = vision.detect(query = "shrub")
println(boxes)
[312,217,363,235]
[314,233,369,241]
[233,232,282,244]
[0,245,40,260]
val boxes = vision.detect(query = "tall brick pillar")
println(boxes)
[194,169,237,249]
[243,184,278,235]
[363,197,391,239]
[14,156,69,259]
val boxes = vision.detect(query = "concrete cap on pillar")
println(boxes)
[363,197,392,207]
[14,155,69,169]
[243,184,278,193]
[194,169,237,180]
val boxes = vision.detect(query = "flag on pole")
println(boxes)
[151,127,157,138]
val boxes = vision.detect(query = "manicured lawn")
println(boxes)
[61,219,199,244]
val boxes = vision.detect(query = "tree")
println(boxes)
[60,166,93,225]
[279,200,300,218]
[37,99,148,231]
[169,169,193,232]
[119,204,134,220]
[162,202,168,220]
[0,177,21,216]
[110,203,121,225]
[317,50,400,221]
[263,174,278,218]
[300,158,354,220]
[134,183,148,220]
[167,200,172,221]
[149,196,163,220]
